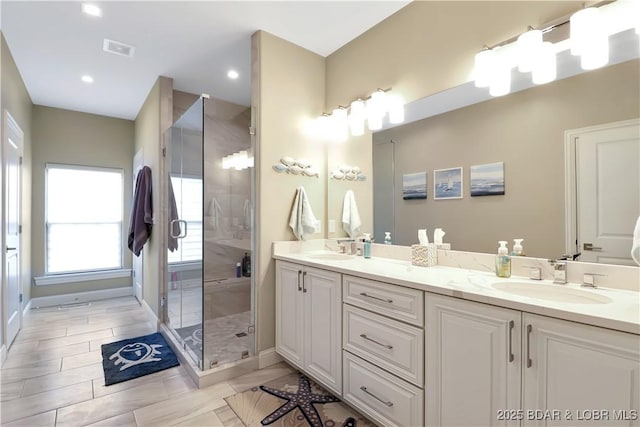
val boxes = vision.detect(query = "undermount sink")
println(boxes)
[307,253,353,261]
[491,281,612,304]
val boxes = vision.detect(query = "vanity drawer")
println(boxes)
[343,351,424,427]
[343,275,424,326]
[343,305,424,387]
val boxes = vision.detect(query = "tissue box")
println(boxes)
[411,244,437,267]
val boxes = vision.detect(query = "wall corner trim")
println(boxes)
[258,347,283,368]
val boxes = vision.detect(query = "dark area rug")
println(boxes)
[225,372,376,427]
[101,332,179,386]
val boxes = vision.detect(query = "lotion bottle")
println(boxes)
[495,241,511,278]
[363,233,372,259]
[384,232,392,245]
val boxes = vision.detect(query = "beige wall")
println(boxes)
[134,76,173,319]
[253,31,326,352]
[326,1,580,107]
[1,33,33,348]
[30,106,134,297]
[324,1,584,239]
[374,60,640,258]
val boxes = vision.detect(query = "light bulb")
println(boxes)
[349,99,366,136]
[570,8,600,56]
[367,114,383,131]
[517,29,543,73]
[489,59,511,97]
[580,33,609,70]
[387,94,405,124]
[474,49,496,88]
[532,42,557,84]
[332,107,348,142]
[366,90,386,122]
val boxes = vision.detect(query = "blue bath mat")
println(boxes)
[101,332,179,386]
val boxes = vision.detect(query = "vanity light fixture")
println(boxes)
[317,88,405,142]
[473,0,640,97]
[222,150,253,170]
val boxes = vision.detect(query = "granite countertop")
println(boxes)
[273,250,640,335]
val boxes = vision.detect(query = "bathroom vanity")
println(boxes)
[273,241,640,427]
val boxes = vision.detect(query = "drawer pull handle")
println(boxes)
[297,270,302,292]
[360,333,393,349]
[526,324,533,368]
[360,386,394,407]
[508,320,515,363]
[302,271,307,293]
[359,292,393,304]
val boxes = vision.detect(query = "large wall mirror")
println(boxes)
[359,30,639,265]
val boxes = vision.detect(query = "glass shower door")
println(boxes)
[166,98,204,368]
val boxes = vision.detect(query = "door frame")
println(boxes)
[3,110,24,352]
[563,118,640,256]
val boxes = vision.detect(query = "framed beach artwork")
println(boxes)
[470,162,505,196]
[402,172,427,200]
[434,167,463,200]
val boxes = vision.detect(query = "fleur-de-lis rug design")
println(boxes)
[101,332,179,386]
[225,372,376,427]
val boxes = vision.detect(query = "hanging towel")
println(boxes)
[632,216,640,266]
[168,175,180,253]
[342,190,362,238]
[243,199,251,230]
[128,166,153,257]
[208,198,223,230]
[288,186,318,241]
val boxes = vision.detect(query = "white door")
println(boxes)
[426,294,522,427]
[573,119,640,265]
[275,261,304,368]
[523,313,640,427]
[132,149,144,303]
[4,112,23,347]
[303,266,342,395]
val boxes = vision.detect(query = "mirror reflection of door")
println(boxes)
[4,111,23,347]
[568,119,640,265]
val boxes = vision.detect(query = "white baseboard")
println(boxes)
[29,287,133,309]
[259,347,283,368]
[22,299,32,317]
[141,299,159,328]
[0,344,6,367]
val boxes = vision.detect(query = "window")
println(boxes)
[46,164,123,274]
[168,175,202,264]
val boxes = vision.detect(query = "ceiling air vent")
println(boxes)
[102,38,135,58]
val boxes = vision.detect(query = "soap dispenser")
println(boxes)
[363,233,372,259]
[495,241,511,278]
[384,232,392,245]
[511,239,525,256]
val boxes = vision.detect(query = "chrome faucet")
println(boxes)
[582,273,606,288]
[336,239,356,255]
[548,260,567,284]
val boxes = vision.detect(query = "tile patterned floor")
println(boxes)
[0,296,295,426]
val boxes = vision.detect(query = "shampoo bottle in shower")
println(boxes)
[236,262,242,278]
[242,252,251,277]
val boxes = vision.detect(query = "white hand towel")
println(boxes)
[288,186,318,241]
[208,198,223,230]
[632,216,640,266]
[342,190,362,238]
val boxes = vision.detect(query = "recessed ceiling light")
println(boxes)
[82,4,102,17]
[227,70,239,80]
[81,75,94,84]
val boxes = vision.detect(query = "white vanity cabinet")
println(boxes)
[275,261,342,394]
[426,294,522,427]
[523,313,640,427]
[426,293,640,427]
[342,275,425,427]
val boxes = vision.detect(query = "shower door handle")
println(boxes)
[170,219,188,239]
